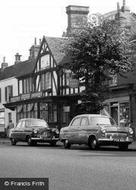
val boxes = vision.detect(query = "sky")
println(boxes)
[0,0,136,66]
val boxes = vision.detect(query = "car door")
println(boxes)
[77,116,89,144]
[21,120,32,140]
[12,121,23,139]
[90,117,99,136]
[68,117,81,144]
[17,120,26,140]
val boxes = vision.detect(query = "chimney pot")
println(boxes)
[34,38,37,45]
[15,53,22,64]
[1,57,8,70]
[29,39,40,60]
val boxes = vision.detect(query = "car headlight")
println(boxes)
[129,128,133,135]
[51,128,59,134]
[33,129,38,134]
[101,128,106,134]
[55,129,59,134]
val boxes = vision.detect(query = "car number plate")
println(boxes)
[119,138,125,142]
[114,138,125,142]
[40,134,47,139]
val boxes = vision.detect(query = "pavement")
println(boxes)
[0,138,136,149]
[0,138,11,145]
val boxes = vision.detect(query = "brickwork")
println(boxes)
[66,5,89,36]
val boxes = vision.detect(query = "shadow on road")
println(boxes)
[7,142,136,157]
[9,142,64,149]
[75,146,136,157]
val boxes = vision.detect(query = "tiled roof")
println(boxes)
[0,59,35,80]
[15,59,35,78]
[0,37,70,81]
[45,36,71,65]
[0,65,16,80]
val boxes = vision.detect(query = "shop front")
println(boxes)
[104,96,130,127]
[5,92,79,130]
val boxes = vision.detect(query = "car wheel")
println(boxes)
[89,137,98,150]
[10,138,17,146]
[118,144,128,151]
[64,139,71,149]
[27,136,33,146]
[33,141,37,146]
[50,141,56,146]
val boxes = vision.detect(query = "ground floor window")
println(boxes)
[16,100,72,129]
[8,112,12,123]
[0,110,5,132]
[109,101,130,126]
[62,106,70,125]
[48,104,57,122]
[119,102,129,127]
[16,103,38,122]
[40,102,57,123]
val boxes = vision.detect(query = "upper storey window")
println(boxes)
[41,54,50,70]
[5,85,13,102]
[109,74,117,86]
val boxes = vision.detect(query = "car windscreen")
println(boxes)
[91,117,116,126]
[30,120,48,128]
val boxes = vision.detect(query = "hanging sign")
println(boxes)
[21,93,30,100]
[10,96,20,102]
[31,92,42,98]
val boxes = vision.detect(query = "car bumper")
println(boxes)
[98,137,133,145]
[31,136,59,142]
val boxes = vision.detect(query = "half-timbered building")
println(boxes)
[5,36,85,130]
[3,2,136,136]
[3,5,90,130]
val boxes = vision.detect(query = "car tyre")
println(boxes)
[118,144,128,151]
[33,141,37,146]
[64,139,71,149]
[27,136,33,146]
[10,138,17,146]
[50,141,57,146]
[89,137,98,150]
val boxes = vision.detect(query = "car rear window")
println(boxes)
[29,120,48,128]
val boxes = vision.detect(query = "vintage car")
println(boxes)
[59,114,134,150]
[9,118,59,146]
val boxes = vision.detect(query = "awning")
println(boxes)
[3,103,16,111]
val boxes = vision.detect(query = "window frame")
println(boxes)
[70,117,81,127]
[80,117,89,126]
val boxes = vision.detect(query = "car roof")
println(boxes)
[19,118,45,121]
[74,114,109,118]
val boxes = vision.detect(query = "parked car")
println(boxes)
[9,118,59,146]
[59,114,134,150]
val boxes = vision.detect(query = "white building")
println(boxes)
[0,41,40,136]
[0,58,18,135]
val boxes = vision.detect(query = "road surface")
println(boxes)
[0,143,136,190]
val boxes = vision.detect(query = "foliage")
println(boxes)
[63,20,134,114]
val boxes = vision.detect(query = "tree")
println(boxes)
[63,20,134,114]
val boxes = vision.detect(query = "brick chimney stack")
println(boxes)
[121,0,130,12]
[66,5,89,36]
[1,57,8,70]
[15,53,22,64]
[29,38,40,60]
